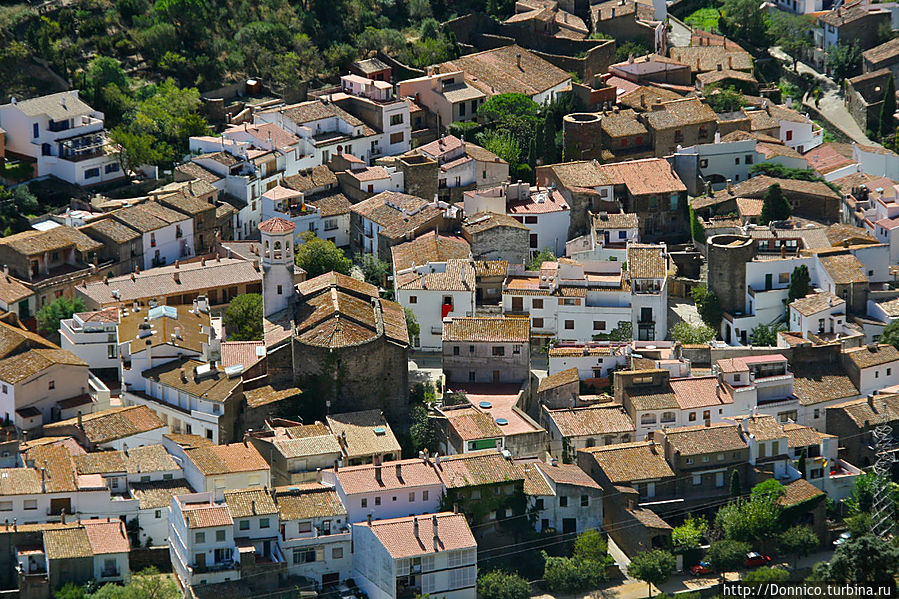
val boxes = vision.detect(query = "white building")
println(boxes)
[841,344,899,395]
[169,492,239,586]
[275,483,353,585]
[109,202,195,269]
[60,307,120,370]
[527,460,604,535]
[352,512,477,599]
[464,182,571,258]
[768,103,824,154]
[330,74,412,157]
[171,442,271,501]
[0,91,122,185]
[130,478,195,546]
[502,245,668,342]
[547,343,631,379]
[566,212,639,262]
[321,459,443,524]
[787,292,854,341]
[258,217,297,319]
[224,487,284,564]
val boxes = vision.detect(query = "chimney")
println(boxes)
[516,53,522,70]
[396,463,403,481]
[726,179,732,193]
[60,509,66,525]
[612,7,616,17]
[375,465,383,484]
[432,514,440,551]
[728,55,733,69]
[413,516,420,539]
[40,467,46,493]
[252,499,257,515]
[173,271,180,284]
[77,411,83,429]
[640,94,646,108]
[367,513,372,525]
[334,459,340,471]
[780,244,786,258]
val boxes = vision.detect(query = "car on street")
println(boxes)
[690,561,712,576]
[745,552,772,568]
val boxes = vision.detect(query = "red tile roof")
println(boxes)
[258,217,297,233]
[359,512,476,558]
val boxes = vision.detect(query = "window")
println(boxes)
[423,490,429,501]
[298,521,313,533]
[390,132,404,144]
[294,549,316,564]
[693,474,702,486]
[889,368,892,376]
[195,532,206,543]
[105,163,120,174]
[469,371,475,381]
[564,320,574,330]
[699,158,709,168]
[108,344,117,359]
[734,374,741,382]
[259,518,270,529]
[33,123,39,138]
[535,498,544,510]
[685,458,693,465]
[533,298,543,309]
[640,413,656,425]
[85,168,100,179]
[239,520,250,530]
[735,157,741,165]
[559,496,568,507]
[581,495,589,507]
[409,492,415,501]
[814,408,820,419]
[529,233,538,249]
[141,475,150,483]
[492,346,505,356]
[48,380,54,390]
[361,498,367,508]
[809,468,823,479]
[277,284,283,295]
[745,154,753,165]
[332,547,344,559]
[390,114,404,126]
[702,410,710,420]
[111,478,119,489]
[459,102,466,116]
[785,130,793,141]
[779,272,790,284]
[661,411,675,423]
[374,496,381,506]
[155,509,162,519]
[718,453,725,461]
[216,530,226,542]
[670,194,679,211]
[24,499,37,510]
[525,216,538,224]
[702,456,710,462]
[594,321,606,330]
[533,317,544,328]
[163,473,173,480]
[453,346,460,356]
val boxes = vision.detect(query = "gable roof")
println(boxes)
[790,292,845,317]
[130,478,195,509]
[580,441,674,484]
[535,461,602,489]
[43,405,164,444]
[439,45,570,97]
[224,487,279,518]
[627,245,667,278]
[275,483,347,520]
[661,422,747,455]
[443,317,529,343]
[351,191,445,242]
[391,232,471,272]
[537,368,579,393]
[358,512,476,559]
[326,410,401,459]
[792,362,860,405]
[435,450,525,488]
[334,459,442,495]
[843,344,899,369]
[11,91,93,120]
[184,443,269,476]
[546,405,635,437]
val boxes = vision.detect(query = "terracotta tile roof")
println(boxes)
[0,348,86,384]
[327,410,401,459]
[258,217,297,234]
[443,406,503,440]
[110,202,188,233]
[744,109,780,132]
[244,384,302,408]
[435,450,524,488]
[351,191,445,241]
[82,518,130,554]
[593,0,656,22]
[790,292,845,317]
[599,158,686,197]
[778,478,824,507]
[629,507,672,529]
[697,69,757,85]
[142,358,241,404]
[520,462,554,495]
[544,160,610,189]
[474,260,508,278]
[0,468,42,495]
[819,4,886,26]
[270,428,341,459]
[736,197,764,218]
[335,458,442,495]
[783,422,830,448]
[43,526,93,559]
[130,478,195,509]
[79,258,263,306]
[396,259,475,292]
[670,376,733,409]
[439,45,570,97]
[282,165,338,193]
[125,444,179,474]
[275,483,347,520]
[546,404,634,437]
[391,232,471,272]
[756,141,804,161]
[661,422,746,455]
[0,226,102,256]
[863,36,899,65]
[359,512,476,558]
[74,451,126,475]
[443,317,529,343]
[804,143,856,175]
[625,385,678,411]
[224,487,279,518]
[463,212,529,234]
[580,441,674,484]
[119,304,210,356]
[21,445,78,492]
[74,307,119,324]
[669,45,753,72]
[221,341,265,370]
[537,368,579,393]
[736,414,786,441]
[267,100,364,128]
[818,254,868,284]
[844,344,899,369]
[828,394,899,427]
[643,98,717,131]
[464,142,506,165]
[627,245,666,279]
[183,504,234,529]
[44,405,164,445]
[185,442,270,476]
[80,217,141,244]
[694,175,839,211]
[535,461,602,489]
[307,192,352,217]
[176,161,224,185]
[163,433,214,448]
[826,223,878,246]
[792,362,860,405]
[594,212,639,230]
[0,320,56,359]
[600,108,650,137]
[226,122,299,151]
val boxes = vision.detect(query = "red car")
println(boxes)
[745,552,772,568]
[690,562,712,576]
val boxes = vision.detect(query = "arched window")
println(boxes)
[640,413,657,425]
[661,412,675,423]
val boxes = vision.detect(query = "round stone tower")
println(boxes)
[562,113,603,161]
[706,233,756,316]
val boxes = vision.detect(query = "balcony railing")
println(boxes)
[192,560,239,574]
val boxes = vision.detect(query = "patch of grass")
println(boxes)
[685,7,721,31]
[0,160,34,182]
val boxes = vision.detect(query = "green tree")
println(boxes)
[730,469,741,498]
[404,307,420,344]
[408,0,433,20]
[527,248,556,270]
[627,549,676,599]
[787,264,811,304]
[671,516,708,554]
[37,295,85,337]
[542,112,558,165]
[845,472,899,516]
[742,567,790,584]
[751,479,786,500]
[543,553,610,593]
[880,319,899,349]
[223,293,263,341]
[294,233,352,278]
[715,487,783,543]
[821,534,899,588]
[690,206,706,243]
[749,323,785,346]
[477,571,530,599]
[720,0,767,44]
[706,86,747,113]
[476,93,540,125]
[55,583,86,599]
[356,254,390,289]
[707,539,751,582]
[478,131,521,169]
[419,18,440,40]
[760,183,792,224]
[779,525,819,568]
[878,75,896,139]
[110,128,165,175]
[573,528,609,562]
[826,43,862,82]
[671,321,716,344]
[691,286,723,330]
[615,40,651,63]
[409,403,434,452]
[769,12,813,70]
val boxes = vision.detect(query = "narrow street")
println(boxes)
[768,47,880,146]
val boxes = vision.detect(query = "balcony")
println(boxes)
[192,560,239,574]
[100,569,121,579]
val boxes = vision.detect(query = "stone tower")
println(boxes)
[258,217,297,318]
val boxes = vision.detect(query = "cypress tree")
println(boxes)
[729,469,741,498]
[878,75,896,140]
[542,113,557,165]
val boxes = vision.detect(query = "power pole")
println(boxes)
[870,422,896,539]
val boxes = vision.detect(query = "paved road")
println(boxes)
[769,47,879,146]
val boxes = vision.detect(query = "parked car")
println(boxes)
[690,561,712,576]
[833,532,851,547]
[745,552,772,568]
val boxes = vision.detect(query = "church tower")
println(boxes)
[258,217,297,318]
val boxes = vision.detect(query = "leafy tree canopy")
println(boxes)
[477,570,530,599]
[826,42,863,82]
[224,293,263,341]
[477,93,540,125]
[627,549,676,599]
[527,249,556,271]
[760,183,792,223]
[37,295,85,337]
[295,232,353,278]
[707,539,751,578]
[671,321,716,344]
